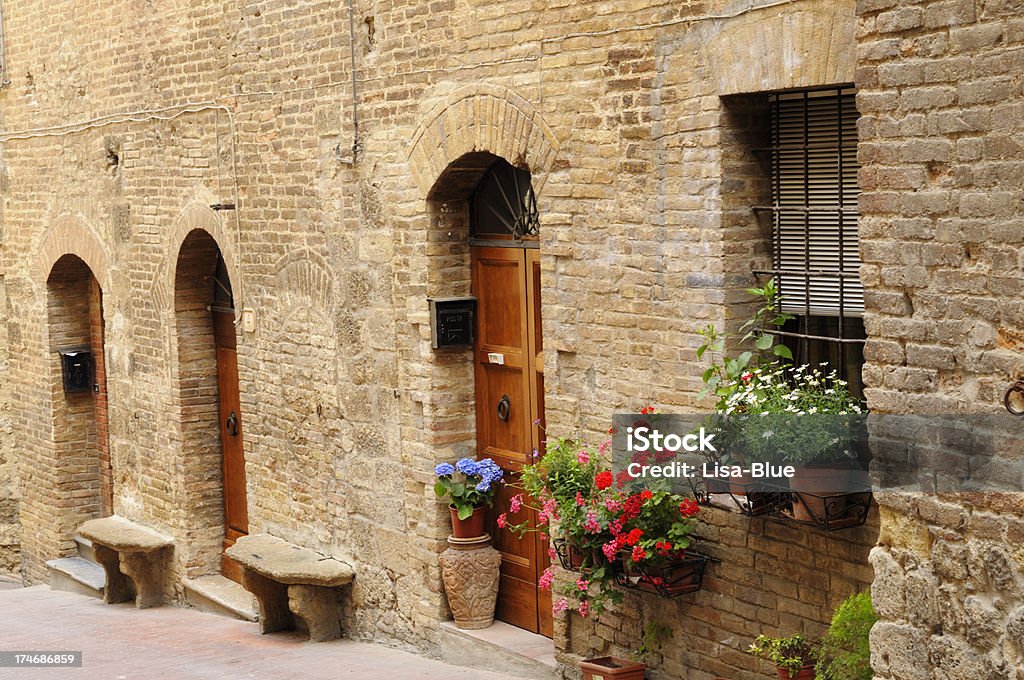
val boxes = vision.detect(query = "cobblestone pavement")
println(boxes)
[1,585,530,679]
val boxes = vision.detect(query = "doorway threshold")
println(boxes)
[439,620,558,680]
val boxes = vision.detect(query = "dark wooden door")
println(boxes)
[472,246,552,636]
[214,311,248,583]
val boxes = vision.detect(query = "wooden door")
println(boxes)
[214,311,248,582]
[472,246,552,636]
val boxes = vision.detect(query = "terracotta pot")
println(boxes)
[776,664,815,680]
[789,466,852,523]
[579,656,646,680]
[439,535,502,629]
[450,505,486,538]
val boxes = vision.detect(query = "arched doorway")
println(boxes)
[46,254,112,547]
[173,229,247,582]
[450,154,551,635]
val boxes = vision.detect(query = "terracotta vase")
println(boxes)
[449,505,486,538]
[439,535,501,629]
[789,466,852,523]
[579,656,647,680]
[777,665,815,680]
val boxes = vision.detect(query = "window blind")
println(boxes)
[769,87,862,317]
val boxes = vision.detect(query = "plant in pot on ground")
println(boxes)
[434,457,504,538]
[815,591,878,680]
[748,633,818,680]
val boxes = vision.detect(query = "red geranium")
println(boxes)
[640,490,653,501]
[631,545,647,561]
[595,470,613,490]
[679,498,699,518]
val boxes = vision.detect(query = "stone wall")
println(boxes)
[0,0,878,674]
[856,0,1024,677]
[0,269,17,575]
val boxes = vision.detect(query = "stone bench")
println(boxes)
[77,516,174,609]
[225,533,355,642]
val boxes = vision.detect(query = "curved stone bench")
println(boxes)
[225,533,355,642]
[77,516,174,609]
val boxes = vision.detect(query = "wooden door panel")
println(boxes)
[472,245,549,635]
[214,311,247,583]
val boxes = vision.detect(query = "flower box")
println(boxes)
[578,656,646,680]
[614,551,711,598]
[552,537,585,572]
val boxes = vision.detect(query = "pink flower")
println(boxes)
[548,545,557,560]
[583,511,601,533]
[578,600,590,618]
[542,498,559,520]
[552,598,569,616]
[603,498,621,513]
[575,577,590,593]
[496,513,507,528]
[602,541,618,561]
[598,440,611,455]
[509,494,523,514]
[538,567,555,591]
[577,450,590,464]
[537,511,548,525]
[575,492,586,507]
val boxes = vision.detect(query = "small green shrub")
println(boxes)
[815,591,878,680]
[748,633,816,676]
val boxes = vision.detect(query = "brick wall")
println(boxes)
[0,271,17,575]
[0,0,880,673]
[857,0,1024,676]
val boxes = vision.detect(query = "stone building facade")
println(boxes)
[0,0,1019,679]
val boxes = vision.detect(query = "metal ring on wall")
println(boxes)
[1005,381,1024,416]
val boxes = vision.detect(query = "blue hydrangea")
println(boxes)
[475,480,491,493]
[476,458,504,484]
[455,457,480,476]
[434,462,455,477]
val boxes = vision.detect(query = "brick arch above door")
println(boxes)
[151,202,241,315]
[33,214,111,292]
[406,84,561,200]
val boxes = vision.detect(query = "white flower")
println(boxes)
[762,430,775,439]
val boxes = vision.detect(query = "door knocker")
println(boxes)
[1005,380,1024,416]
[497,394,511,422]
[226,411,239,436]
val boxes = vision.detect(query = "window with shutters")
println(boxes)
[753,86,866,396]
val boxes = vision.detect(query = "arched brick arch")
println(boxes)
[406,84,561,199]
[34,214,110,287]
[152,203,240,312]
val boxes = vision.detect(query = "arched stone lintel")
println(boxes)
[34,214,111,288]
[152,202,240,313]
[406,84,561,200]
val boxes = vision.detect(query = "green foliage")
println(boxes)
[517,436,598,508]
[631,621,672,662]
[748,633,817,675]
[697,278,794,412]
[815,591,878,680]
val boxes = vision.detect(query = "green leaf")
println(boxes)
[457,505,474,520]
[696,344,707,359]
[737,351,752,369]
[755,334,773,350]
[451,482,465,496]
[773,344,794,360]
[433,481,447,498]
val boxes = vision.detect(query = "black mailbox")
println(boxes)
[58,348,94,393]
[429,297,476,349]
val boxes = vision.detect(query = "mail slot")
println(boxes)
[429,297,476,349]
[58,348,94,393]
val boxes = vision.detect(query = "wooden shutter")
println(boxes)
[770,87,861,317]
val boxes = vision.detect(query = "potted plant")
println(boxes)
[748,633,818,680]
[434,457,504,538]
[815,591,878,680]
[578,656,646,680]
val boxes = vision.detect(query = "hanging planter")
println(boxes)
[578,656,647,680]
[614,551,711,598]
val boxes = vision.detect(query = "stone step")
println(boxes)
[74,535,98,564]
[439,620,559,680]
[46,556,105,600]
[183,574,258,622]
